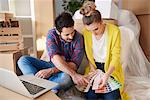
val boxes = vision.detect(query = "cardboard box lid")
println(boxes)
[95,0,119,20]
[0,14,5,21]
[122,0,150,15]
[0,12,14,17]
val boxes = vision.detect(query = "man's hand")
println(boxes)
[35,68,55,79]
[71,73,89,86]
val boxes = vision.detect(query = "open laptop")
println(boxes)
[0,68,58,99]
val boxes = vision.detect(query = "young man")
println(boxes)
[18,12,88,92]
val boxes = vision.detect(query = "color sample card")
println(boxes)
[94,76,122,93]
[76,69,122,93]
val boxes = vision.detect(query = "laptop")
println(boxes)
[0,68,58,99]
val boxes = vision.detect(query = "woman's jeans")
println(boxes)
[17,55,73,91]
[85,62,121,100]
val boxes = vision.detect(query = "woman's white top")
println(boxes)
[92,28,107,63]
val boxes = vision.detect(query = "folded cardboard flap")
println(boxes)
[0,12,14,21]
[122,0,150,15]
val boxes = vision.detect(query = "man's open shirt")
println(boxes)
[46,28,84,68]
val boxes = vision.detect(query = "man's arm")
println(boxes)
[51,54,88,86]
[51,55,76,76]
[68,62,77,71]
[35,61,75,79]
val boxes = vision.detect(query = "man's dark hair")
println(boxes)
[55,12,74,32]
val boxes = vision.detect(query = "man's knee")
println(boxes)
[18,55,29,66]
[59,73,73,90]
[61,73,73,84]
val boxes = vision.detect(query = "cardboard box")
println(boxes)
[95,0,119,20]
[0,12,14,21]
[37,50,44,59]
[0,28,21,35]
[0,49,28,75]
[138,15,150,61]
[0,51,22,73]
[0,28,23,51]
[0,43,24,52]
[0,20,19,28]
[0,14,5,21]
[122,0,150,15]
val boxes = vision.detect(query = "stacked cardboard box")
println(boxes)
[122,0,150,61]
[0,12,24,51]
[0,12,14,22]
[0,48,29,75]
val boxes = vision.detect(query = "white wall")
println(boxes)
[54,0,64,17]
[34,0,55,38]
[0,0,9,11]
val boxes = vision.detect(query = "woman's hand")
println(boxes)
[99,66,115,89]
[98,73,109,89]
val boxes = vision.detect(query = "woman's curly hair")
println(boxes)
[80,1,96,16]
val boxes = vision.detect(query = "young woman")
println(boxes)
[80,9,129,100]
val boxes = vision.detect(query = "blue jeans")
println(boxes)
[85,87,121,100]
[17,55,73,91]
[85,62,121,100]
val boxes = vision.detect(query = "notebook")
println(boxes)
[76,69,121,93]
[0,68,58,99]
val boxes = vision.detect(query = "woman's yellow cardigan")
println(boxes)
[82,23,129,100]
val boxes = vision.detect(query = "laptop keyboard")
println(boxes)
[21,80,45,95]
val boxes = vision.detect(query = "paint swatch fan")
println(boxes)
[76,69,121,93]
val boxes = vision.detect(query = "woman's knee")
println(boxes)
[104,89,121,100]
[85,88,99,99]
